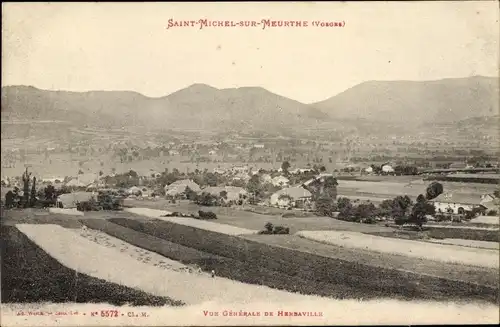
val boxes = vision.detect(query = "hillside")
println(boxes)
[1,84,328,134]
[313,76,499,124]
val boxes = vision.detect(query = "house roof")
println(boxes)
[202,186,248,200]
[302,173,334,187]
[165,179,201,195]
[432,193,489,206]
[273,187,312,200]
[57,192,95,208]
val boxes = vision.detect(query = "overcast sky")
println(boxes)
[2,1,499,103]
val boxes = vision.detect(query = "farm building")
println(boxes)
[260,173,273,183]
[127,186,143,196]
[271,175,290,187]
[164,179,201,199]
[382,164,395,173]
[202,186,249,204]
[448,162,472,169]
[57,192,95,209]
[431,193,493,214]
[231,165,249,174]
[290,168,314,174]
[65,173,98,188]
[270,186,312,209]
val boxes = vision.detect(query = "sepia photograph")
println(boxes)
[1,1,499,326]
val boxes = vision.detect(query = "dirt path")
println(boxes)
[16,224,328,305]
[297,230,499,269]
[125,207,259,235]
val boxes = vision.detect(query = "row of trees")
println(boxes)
[315,182,444,229]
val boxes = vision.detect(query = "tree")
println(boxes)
[353,203,379,222]
[22,168,31,208]
[44,185,56,203]
[494,190,500,198]
[5,191,14,209]
[281,161,291,174]
[185,186,198,201]
[315,196,336,217]
[30,177,37,207]
[426,182,444,200]
[408,194,435,229]
[195,192,220,206]
[337,197,354,219]
[379,195,413,224]
[246,175,261,197]
[203,172,218,187]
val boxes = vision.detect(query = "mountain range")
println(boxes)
[1,76,498,137]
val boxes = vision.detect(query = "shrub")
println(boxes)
[198,210,217,220]
[259,222,289,234]
[486,210,498,216]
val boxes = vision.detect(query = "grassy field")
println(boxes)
[1,225,182,306]
[107,217,499,304]
[124,199,394,234]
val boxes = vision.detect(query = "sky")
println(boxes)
[2,1,499,103]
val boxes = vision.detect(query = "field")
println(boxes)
[2,205,499,321]
[16,223,329,305]
[124,199,395,234]
[296,230,499,268]
[1,225,181,306]
[104,216,499,303]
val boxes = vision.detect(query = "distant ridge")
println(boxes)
[312,76,499,123]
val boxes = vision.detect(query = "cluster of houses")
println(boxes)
[2,163,498,218]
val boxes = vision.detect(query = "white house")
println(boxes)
[213,168,227,174]
[260,173,273,184]
[270,187,312,208]
[202,186,249,204]
[164,179,201,198]
[382,164,395,173]
[271,176,290,187]
[432,193,491,214]
[365,166,374,174]
[231,165,249,174]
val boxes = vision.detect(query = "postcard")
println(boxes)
[1,1,499,326]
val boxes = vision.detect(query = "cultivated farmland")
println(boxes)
[296,230,499,269]
[104,217,499,303]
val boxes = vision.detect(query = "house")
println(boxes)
[365,166,374,174]
[381,164,395,174]
[209,150,218,156]
[253,144,265,149]
[260,173,273,184]
[213,167,227,175]
[302,173,335,188]
[431,193,491,214]
[164,179,201,199]
[290,168,313,175]
[231,165,249,174]
[41,177,65,184]
[270,187,312,208]
[127,186,143,196]
[202,186,249,204]
[232,172,251,182]
[56,192,95,209]
[168,150,180,156]
[448,162,465,169]
[271,176,290,187]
